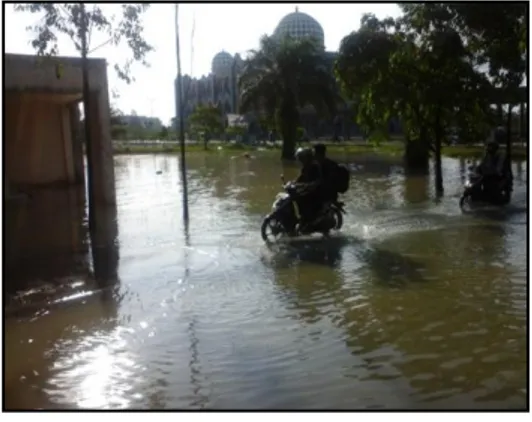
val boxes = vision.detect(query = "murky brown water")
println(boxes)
[4,151,528,410]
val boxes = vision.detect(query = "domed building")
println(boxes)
[273,7,325,49]
[211,50,234,78]
[175,50,245,125]
[174,8,401,140]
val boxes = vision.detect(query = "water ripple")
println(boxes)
[4,153,527,410]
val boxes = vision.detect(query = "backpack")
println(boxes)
[335,164,350,194]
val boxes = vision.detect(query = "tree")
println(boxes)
[335,14,491,194]
[226,125,247,142]
[239,35,338,160]
[15,4,154,83]
[187,104,225,150]
[109,106,127,140]
[399,3,527,90]
[399,2,527,158]
[110,106,123,125]
[158,126,169,140]
[170,117,178,132]
[15,3,153,228]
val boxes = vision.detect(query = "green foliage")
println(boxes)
[335,5,525,189]
[399,3,527,90]
[110,106,122,125]
[170,117,178,131]
[335,12,493,150]
[158,126,169,139]
[108,106,170,141]
[187,104,225,145]
[226,125,246,139]
[239,34,338,159]
[14,3,153,83]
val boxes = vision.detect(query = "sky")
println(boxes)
[5,2,401,125]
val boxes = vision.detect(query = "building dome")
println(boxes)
[274,7,325,48]
[211,50,234,77]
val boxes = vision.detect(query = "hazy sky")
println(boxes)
[5,2,401,125]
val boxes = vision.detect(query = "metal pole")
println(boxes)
[80,3,95,232]
[175,4,189,223]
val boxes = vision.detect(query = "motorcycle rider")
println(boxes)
[293,147,324,228]
[477,139,507,197]
[313,143,340,205]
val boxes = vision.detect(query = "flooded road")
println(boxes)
[4,152,528,410]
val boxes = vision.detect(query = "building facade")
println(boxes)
[175,8,401,139]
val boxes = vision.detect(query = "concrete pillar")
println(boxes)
[87,89,116,205]
[69,103,85,185]
[90,204,119,300]
[5,178,11,198]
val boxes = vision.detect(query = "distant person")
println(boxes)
[293,147,324,228]
[313,143,350,202]
[313,143,339,204]
[477,140,507,196]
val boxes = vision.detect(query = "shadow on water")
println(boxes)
[264,234,428,288]
[263,235,353,269]
[357,246,427,287]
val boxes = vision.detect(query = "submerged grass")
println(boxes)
[112,140,528,160]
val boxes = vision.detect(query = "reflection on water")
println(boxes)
[4,153,528,410]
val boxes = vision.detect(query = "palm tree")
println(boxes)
[239,35,338,160]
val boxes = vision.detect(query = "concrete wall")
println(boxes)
[4,54,107,93]
[4,53,116,205]
[5,92,76,186]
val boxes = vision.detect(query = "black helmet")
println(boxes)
[295,147,313,163]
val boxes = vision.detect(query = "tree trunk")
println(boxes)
[506,104,513,161]
[280,121,297,160]
[434,134,444,196]
[497,103,503,125]
[403,130,429,175]
[277,97,298,160]
[434,110,444,196]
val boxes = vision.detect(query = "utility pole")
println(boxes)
[175,4,189,223]
[80,3,96,232]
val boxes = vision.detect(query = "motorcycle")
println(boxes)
[459,165,512,211]
[260,176,346,242]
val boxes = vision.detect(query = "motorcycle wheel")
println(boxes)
[261,217,285,243]
[332,208,343,229]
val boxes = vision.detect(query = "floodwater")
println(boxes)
[4,152,528,410]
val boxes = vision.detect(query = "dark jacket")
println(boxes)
[319,157,339,188]
[296,162,322,184]
[479,151,505,176]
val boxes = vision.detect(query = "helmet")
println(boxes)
[295,147,313,163]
